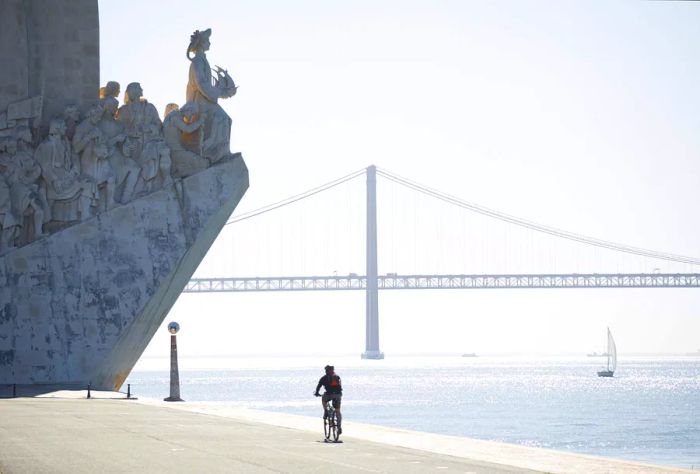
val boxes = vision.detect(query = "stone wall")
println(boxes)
[0,0,99,121]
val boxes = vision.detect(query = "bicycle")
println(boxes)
[315,393,340,442]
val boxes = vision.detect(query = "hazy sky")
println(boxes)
[99,1,700,359]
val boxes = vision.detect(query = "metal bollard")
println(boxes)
[12,383,16,398]
[127,384,131,399]
[87,382,91,399]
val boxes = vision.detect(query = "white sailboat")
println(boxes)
[597,327,617,377]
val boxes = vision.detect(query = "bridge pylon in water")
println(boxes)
[362,165,384,359]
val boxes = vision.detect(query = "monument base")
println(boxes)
[361,351,385,360]
[164,397,184,402]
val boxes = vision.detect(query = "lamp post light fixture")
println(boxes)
[164,321,184,402]
[168,321,180,335]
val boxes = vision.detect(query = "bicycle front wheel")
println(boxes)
[330,412,339,441]
[324,414,331,439]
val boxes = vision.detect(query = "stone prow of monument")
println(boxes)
[0,156,248,390]
[0,1,249,390]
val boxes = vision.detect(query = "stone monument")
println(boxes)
[0,2,248,391]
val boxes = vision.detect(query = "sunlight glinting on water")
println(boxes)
[127,355,700,469]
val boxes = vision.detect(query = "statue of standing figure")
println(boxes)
[64,105,81,142]
[118,82,171,194]
[98,96,140,203]
[9,126,49,244]
[73,105,116,212]
[186,28,236,163]
[35,119,91,228]
[0,138,20,252]
[118,82,162,156]
[0,172,13,253]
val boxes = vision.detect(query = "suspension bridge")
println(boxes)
[185,165,700,359]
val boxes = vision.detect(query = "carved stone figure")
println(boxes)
[163,102,208,178]
[99,81,121,100]
[9,126,49,244]
[186,28,236,163]
[35,119,90,226]
[0,172,14,253]
[0,139,19,252]
[117,82,171,193]
[73,105,115,212]
[98,96,139,203]
[118,82,162,145]
[164,103,180,118]
[137,139,172,193]
[64,104,81,141]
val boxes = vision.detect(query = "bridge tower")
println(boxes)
[362,165,384,359]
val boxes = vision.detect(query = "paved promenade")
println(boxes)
[0,394,694,474]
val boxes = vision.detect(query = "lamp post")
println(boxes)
[164,321,184,402]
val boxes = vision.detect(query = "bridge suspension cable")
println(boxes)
[375,167,700,266]
[225,167,366,225]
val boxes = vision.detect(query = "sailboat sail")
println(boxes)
[598,327,617,377]
[607,328,617,372]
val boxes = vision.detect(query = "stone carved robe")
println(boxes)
[0,170,17,252]
[97,115,139,203]
[118,100,162,145]
[73,118,115,210]
[0,157,19,229]
[74,119,113,186]
[0,169,16,230]
[9,149,49,225]
[35,136,84,222]
[118,100,170,189]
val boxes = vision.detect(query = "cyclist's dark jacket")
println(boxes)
[316,374,342,394]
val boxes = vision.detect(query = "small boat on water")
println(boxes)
[597,327,617,377]
[461,353,477,358]
[586,352,609,357]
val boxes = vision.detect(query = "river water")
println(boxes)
[127,355,700,469]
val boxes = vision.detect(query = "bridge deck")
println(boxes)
[184,273,700,292]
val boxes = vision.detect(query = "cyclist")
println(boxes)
[314,364,343,434]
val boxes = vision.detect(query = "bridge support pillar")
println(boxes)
[362,165,384,360]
